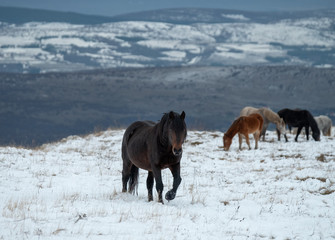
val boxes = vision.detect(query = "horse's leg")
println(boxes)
[326,125,331,136]
[295,126,303,142]
[254,132,259,149]
[323,127,327,136]
[146,171,154,202]
[245,134,251,150]
[152,166,164,203]
[261,129,266,141]
[165,163,182,201]
[276,128,281,141]
[305,125,310,140]
[238,133,243,150]
[284,133,288,142]
[280,127,288,142]
[261,123,268,141]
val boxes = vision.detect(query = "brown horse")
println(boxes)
[223,113,263,151]
[240,106,286,141]
[122,111,187,203]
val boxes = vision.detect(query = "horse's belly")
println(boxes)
[127,141,152,171]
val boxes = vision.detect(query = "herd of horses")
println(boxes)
[121,108,332,203]
[223,107,332,150]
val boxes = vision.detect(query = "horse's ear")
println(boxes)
[169,111,175,120]
[180,111,186,120]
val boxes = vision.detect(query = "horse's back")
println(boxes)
[240,106,259,116]
[122,121,156,153]
[278,108,305,125]
[248,113,264,129]
[277,108,290,119]
[261,107,278,121]
[240,113,263,133]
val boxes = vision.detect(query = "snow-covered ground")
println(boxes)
[1,11,335,73]
[1,128,334,239]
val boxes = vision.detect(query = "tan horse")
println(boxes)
[315,115,332,136]
[223,113,263,151]
[240,106,286,141]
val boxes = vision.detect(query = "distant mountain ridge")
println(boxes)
[1,6,334,24]
[0,6,114,24]
[0,7,335,73]
[111,8,335,24]
[1,65,334,146]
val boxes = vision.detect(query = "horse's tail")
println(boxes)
[128,165,139,195]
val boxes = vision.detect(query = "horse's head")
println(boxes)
[277,118,286,134]
[223,134,232,151]
[312,130,321,141]
[166,111,187,156]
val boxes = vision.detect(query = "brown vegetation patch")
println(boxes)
[316,153,335,162]
[190,141,203,146]
[296,176,328,182]
[320,189,335,195]
[220,200,230,206]
[278,154,303,159]
[210,133,220,138]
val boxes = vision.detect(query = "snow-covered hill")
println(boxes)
[1,129,334,239]
[0,8,334,73]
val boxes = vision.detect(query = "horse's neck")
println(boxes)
[226,120,240,138]
[307,113,319,131]
[264,109,279,123]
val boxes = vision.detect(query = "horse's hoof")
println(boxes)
[165,190,176,201]
[148,194,153,202]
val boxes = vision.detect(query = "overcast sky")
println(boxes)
[1,0,334,16]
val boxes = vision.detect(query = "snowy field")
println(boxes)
[0,128,334,239]
[1,11,335,72]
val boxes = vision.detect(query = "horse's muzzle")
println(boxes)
[173,147,182,156]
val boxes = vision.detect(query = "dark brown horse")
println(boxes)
[122,111,187,203]
[223,113,263,151]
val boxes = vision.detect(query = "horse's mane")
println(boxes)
[157,113,170,146]
[225,117,242,137]
[261,108,279,123]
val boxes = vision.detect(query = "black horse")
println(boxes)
[277,108,320,142]
[121,111,187,203]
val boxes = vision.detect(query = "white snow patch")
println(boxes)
[0,129,334,239]
[222,14,250,21]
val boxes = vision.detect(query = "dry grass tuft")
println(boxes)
[296,176,328,183]
[52,228,66,235]
[278,154,303,159]
[320,189,335,195]
[220,200,229,206]
[316,154,327,162]
[190,141,203,146]
[210,133,220,138]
